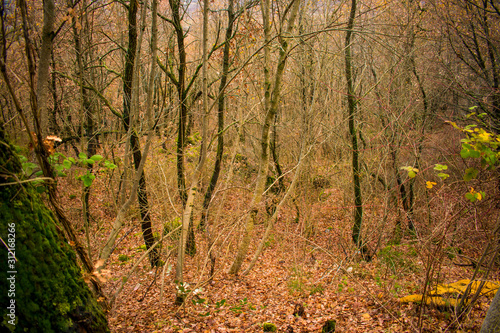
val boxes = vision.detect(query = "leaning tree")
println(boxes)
[0,125,109,332]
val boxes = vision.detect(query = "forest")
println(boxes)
[1,0,500,332]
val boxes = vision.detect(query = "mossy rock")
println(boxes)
[322,319,336,332]
[0,126,109,332]
[263,322,277,332]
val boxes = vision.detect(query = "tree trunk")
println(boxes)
[35,0,55,135]
[480,288,500,332]
[345,0,366,256]
[49,49,60,135]
[169,0,189,205]
[200,0,235,229]
[229,0,301,275]
[174,0,210,302]
[72,0,97,261]
[0,126,109,332]
[122,0,159,267]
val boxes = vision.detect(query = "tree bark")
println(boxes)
[169,0,189,205]
[36,0,55,135]
[480,288,500,333]
[344,0,365,255]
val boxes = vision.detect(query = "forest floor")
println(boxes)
[58,153,496,333]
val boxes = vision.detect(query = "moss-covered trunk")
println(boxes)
[0,126,109,332]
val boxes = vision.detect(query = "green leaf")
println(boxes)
[90,154,103,162]
[34,170,44,177]
[464,168,479,181]
[63,159,72,169]
[54,164,65,172]
[465,192,476,202]
[470,150,481,158]
[460,148,470,158]
[80,172,96,187]
[86,159,95,165]
[48,155,58,164]
[78,152,88,160]
[104,161,117,170]
[400,166,419,178]
[68,157,76,163]
[36,186,47,193]
[82,175,94,187]
[438,173,449,180]
[23,162,38,175]
[434,164,448,171]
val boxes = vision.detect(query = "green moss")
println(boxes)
[310,284,324,295]
[163,217,181,241]
[322,319,336,332]
[118,254,129,262]
[262,322,277,332]
[0,127,109,332]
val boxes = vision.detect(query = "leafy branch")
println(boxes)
[401,109,499,202]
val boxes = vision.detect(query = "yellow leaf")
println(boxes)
[426,181,437,189]
[478,131,491,142]
[361,313,371,321]
[445,121,460,130]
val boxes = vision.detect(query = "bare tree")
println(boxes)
[229,0,301,275]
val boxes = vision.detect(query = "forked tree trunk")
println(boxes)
[228,0,301,275]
